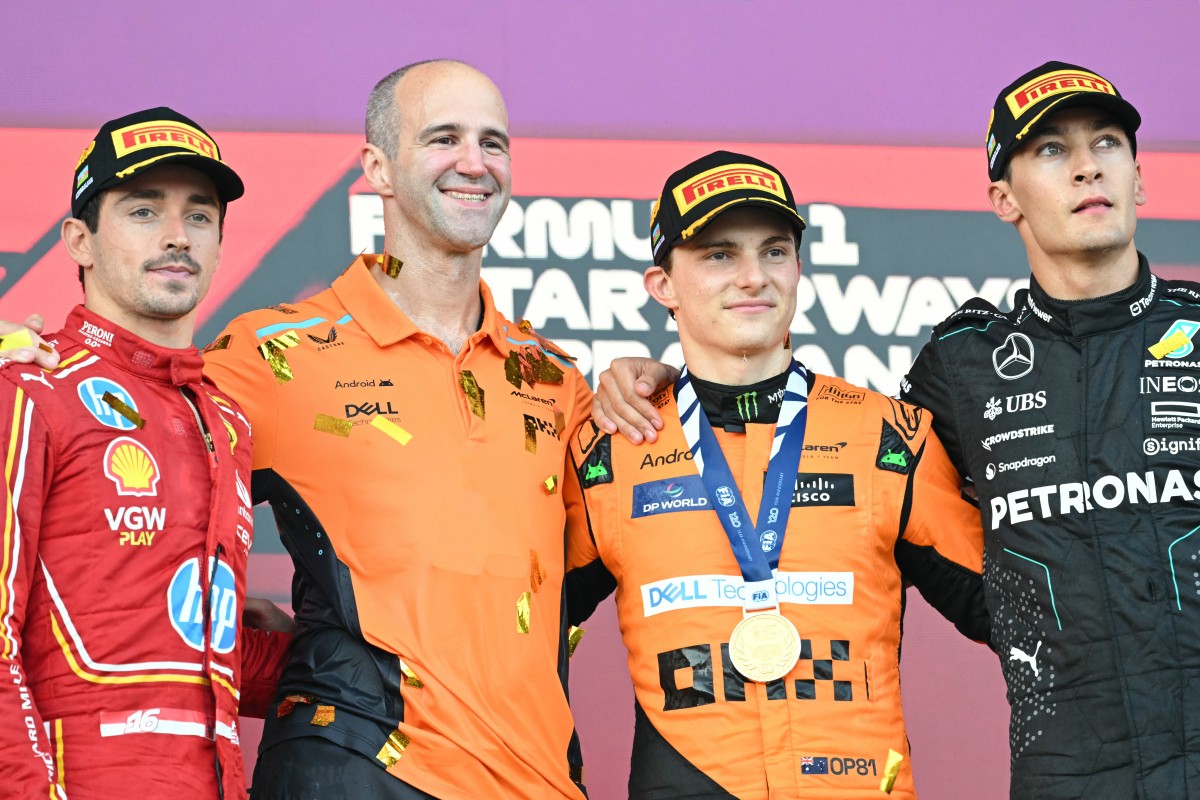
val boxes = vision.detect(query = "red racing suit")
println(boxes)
[0,306,289,799]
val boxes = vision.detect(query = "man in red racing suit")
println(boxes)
[0,107,290,799]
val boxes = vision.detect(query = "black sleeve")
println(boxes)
[565,558,616,627]
[902,340,970,483]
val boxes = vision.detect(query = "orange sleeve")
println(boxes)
[201,317,279,472]
[897,420,990,643]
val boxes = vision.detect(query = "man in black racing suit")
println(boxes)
[902,61,1200,799]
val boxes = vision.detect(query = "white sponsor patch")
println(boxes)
[640,572,854,617]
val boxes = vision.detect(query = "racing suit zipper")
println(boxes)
[179,387,216,460]
[206,544,226,800]
[183,386,224,797]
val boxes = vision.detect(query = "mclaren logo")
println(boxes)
[993,333,1034,380]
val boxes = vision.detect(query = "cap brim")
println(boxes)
[1018,91,1141,146]
[100,152,245,206]
[655,196,807,265]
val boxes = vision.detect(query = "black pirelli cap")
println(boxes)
[71,106,244,218]
[986,61,1140,182]
[649,150,806,266]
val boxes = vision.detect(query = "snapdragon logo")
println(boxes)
[984,454,1056,480]
[640,572,854,617]
[989,468,1200,529]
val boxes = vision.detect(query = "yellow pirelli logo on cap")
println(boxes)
[672,164,786,215]
[1005,69,1115,119]
[111,120,220,160]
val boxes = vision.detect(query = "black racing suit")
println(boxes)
[902,255,1200,799]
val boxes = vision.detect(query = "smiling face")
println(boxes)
[991,106,1145,273]
[380,62,512,255]
[645,206,800,382]
[62,163,221,346]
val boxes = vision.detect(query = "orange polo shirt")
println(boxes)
[204,255,592,799]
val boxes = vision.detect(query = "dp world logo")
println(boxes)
[992,333,1034,380]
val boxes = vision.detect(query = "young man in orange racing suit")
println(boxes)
[0,108,291,798]
[565,151,988,799]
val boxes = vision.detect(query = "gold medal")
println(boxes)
[728,611,801,683]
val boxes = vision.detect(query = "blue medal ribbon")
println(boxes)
[676,360,809,611]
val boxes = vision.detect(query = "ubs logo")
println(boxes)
[993,333,1034,380]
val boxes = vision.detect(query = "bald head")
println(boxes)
[365,60,507,159]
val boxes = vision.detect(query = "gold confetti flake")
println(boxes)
[543,474,558,495]
[310,705,335,727]
[532,353,565,384]
[567,626,585,658]
[38,342,55,354]
[880,748,904,794]
[102,391,145,429]
[381,253,404,279]
[530,549,546,592]
[314,413,352,437]
[784,333,792,350]
[1149,329,1191,359]
[399,659,424,688]
[257,331,300,384]
[516,591,532,634]
[376,728,411,768]
[370,416,412,445]
[504,347,565,390]
[554,409,566,436]
[277,693,316,718]
[524,416,538,454]
[459,370,485,419]
[203,334,231,353]
[518,319,533,334]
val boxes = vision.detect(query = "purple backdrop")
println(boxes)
[3,2,1198,149]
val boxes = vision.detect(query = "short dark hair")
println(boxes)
[73,190,226,287]
[365,59,472,159]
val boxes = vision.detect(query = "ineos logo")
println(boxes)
[993,333,1034,380]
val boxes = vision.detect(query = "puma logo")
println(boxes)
[1009,640,1042,679]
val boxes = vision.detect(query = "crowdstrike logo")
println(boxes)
[993,333,1035,380]
[981,424,1054,452]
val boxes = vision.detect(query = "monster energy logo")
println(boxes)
[736,391,759,421]
[586,463,609,481]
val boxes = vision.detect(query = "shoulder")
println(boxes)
[810,373,930,468]
[572,419,615,491]
[1158,275,1200,308]
[204,294,337,353]
[931,295,1025,340]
